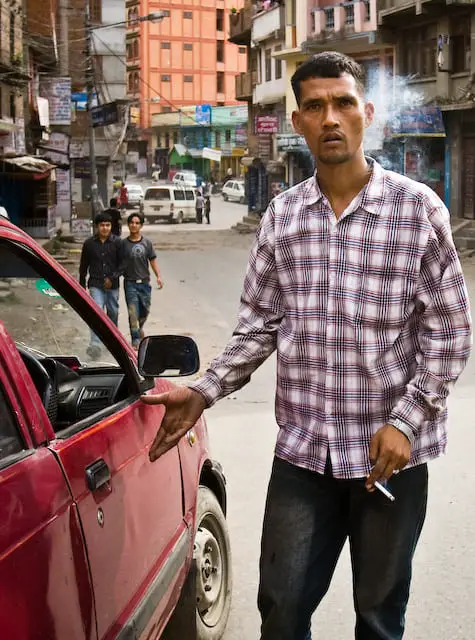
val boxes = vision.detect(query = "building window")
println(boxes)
[9,93,15,120]
[217,71,224,93]
[344,4,354,26]
[363,0,371,21]
[89,0,101,24]
[161,74,171,82]
[215,130,221,147]
[217,40,224,63]
[165,133,170,148]
[173,131,178,144]
[275,45,282,79]
[133,40,139,58]
[128,72,134,92]
[9,12,15,60]
[133,72,140,92]
[184,75,193,83]
[184,43,193,51]
[161,106,172,113]
[161,10,170,17]
[402,25,437,78]
[239,46,246,54]
[216,8,224,31]
[451,19,471,73]
[161,42,171,49]
[127,7,138,25]
[265,49,272,82]
[324,8,334,30]
[126,43,133,60]
[225,129,231,143]
[184,11,192,19]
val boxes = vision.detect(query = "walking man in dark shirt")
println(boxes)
[103,197,122,237]
[122,213,163,349]
[79,212,121,359]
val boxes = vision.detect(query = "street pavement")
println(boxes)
[120,199,475,639]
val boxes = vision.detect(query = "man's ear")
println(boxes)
[364,101,375,128]
[292,110,302,134]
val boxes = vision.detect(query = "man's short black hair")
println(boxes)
[94,212,112,225]
[127,212,144,225]
[291,52,366,107]
[110,197,118,208]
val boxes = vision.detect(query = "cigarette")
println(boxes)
[374,480,395,502]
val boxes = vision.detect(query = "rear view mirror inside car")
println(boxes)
[138,335,200,377]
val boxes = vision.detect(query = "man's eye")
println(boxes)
[308,103,321,111]
[339,98,353,107]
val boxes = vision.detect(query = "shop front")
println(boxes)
[276,133,314,187]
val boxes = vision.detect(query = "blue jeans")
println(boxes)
[124,281,152,345]
[258,457,428,640]
[89,287,119,345]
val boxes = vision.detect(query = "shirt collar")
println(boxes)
[303,156,386,216]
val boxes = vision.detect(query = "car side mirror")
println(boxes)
[138,335,200,377]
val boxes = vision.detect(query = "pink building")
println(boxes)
[126,0,247,134]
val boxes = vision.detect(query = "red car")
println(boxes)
[0,218,232,639]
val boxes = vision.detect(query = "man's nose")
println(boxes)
[322,104,339,127]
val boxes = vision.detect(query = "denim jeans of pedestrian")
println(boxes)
[124,281,152,345]
[258,457,428,640]
[89,286,119,346]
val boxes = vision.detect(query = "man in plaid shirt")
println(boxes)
[142,52,472,639]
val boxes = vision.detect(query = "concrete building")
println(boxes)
[125,0,248,174]
[379,0,475,220]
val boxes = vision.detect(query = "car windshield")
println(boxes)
[126,186,142,194]
[145,189,171,201]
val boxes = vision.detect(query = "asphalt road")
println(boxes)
[124,201,475,640]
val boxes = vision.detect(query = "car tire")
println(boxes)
[162,486,232,640]
[223,193,228,201]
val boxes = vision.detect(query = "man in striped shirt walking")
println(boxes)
[142,52,472,639]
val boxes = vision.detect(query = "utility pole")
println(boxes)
[85,4,101,221]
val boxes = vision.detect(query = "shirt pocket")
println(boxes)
[353,271,417,329]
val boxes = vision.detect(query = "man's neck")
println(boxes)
[316,151,372,217]
[129,234,142,242]
[97,235,109,243]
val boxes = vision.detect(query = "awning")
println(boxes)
[0,119,19,135]
[0,155,56,179]
[171,143,188,157]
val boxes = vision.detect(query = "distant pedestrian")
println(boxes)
[79,212,121,360]
[196,190,204,224]
[103,197,122,237]
[122,213,163,350]
[119,182,128,213]
[204,195,211,224]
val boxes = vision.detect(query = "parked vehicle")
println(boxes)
[124,184,145,211]
[222,180,245,204]
[173,171,201,188]
[143,185,197,224]
[0,217,232,639]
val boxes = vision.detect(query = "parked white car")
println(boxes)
[222,180,245,204]
[143,185,197,224]
[124,184,144,211]
[173,171,200,188]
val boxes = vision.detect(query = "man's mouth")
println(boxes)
[322,133,344,143]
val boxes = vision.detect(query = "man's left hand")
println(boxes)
[156,277,163,290]
[366,424,411,491]
[104,278,112,289]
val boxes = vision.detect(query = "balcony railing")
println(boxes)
[235,70,257,101]
[229,4,253,45]
[252,4,285,43]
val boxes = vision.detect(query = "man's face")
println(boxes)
[97,221,111,239]
[128,217,142,233]
[292,73,374,166]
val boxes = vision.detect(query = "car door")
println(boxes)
[0,238,190,640]
[0,326,96,640]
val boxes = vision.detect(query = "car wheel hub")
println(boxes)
[194,525,222,615]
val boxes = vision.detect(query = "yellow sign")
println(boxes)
[130,107,140,125]
[232,147,245,157]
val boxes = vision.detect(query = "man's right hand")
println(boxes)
[141,387,207,461]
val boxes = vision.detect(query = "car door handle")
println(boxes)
[85,459,111,491]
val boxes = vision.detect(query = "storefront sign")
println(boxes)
[255,115,279,134]
[389,106,446,137]
[196,104,212,125]
[74,159,91,179]
[91,102,119,128]
[202,147,222,162]
[277,134,308,152]
[258,134,272,161]
[39,77,72,125]
[235,126,248,147]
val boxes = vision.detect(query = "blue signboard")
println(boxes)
[389,106,446,137]
[195,104,211,125]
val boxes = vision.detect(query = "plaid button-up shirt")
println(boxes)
[190,159,472,479]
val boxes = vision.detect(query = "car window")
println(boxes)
[0,383,25,463]
[174,190,186,201]
[185,190,195,200]
[145,188,171,201]
[0,240,138,438]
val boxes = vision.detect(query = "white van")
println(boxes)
[173,171,199,188]
[142,185,197,224]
